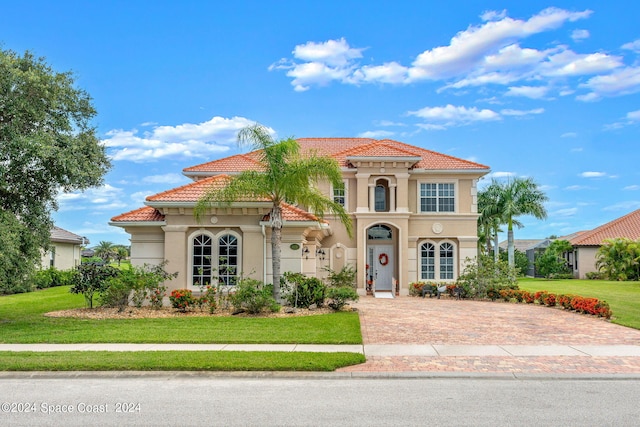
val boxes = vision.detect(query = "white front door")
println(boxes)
[371,245,393,291]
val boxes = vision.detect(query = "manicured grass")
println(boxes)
[518,277,640,329]
[0,287,362,344]
[0,351,365,372]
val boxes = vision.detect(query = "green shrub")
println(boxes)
[229,278,279,314]
[281,272,326,308]
[325,265,357,289]
[585,271,604,280]
[100,276,133,311]
[33,268,74,289]
[458,256,518,299]
[326,286,359,311]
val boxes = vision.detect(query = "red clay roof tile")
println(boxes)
[110,206,165,223]
[569,209,640,246]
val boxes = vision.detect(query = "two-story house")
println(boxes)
[110,138,490,296]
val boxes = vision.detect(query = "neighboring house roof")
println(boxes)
[50,226,85,245]
[569,209,640,246]
[498,239,551,252]
[183,138,490,176]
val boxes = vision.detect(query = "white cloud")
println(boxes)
[505,85,549,99]
[491,171,516,178]
[553,207,578,217]
[580,171,606,178]
[627,110,640,121]
[622,39,640,53]
[416,124,447,131]
[624,185,640,191]
[480,10,507,22]
[57,184,127,212]
[409,104,500,127]
[500,108,545,116]
[374,120,407,127]
[603,201,640,211]
[408,7,591,82]
[102,116,271,163]
[578,66,640,101]
[273,8,598,92]
[142,173,189,185]
[571,29,590,41]
[570,147,583,152]
[565,185,589,190]
[357,130,395,138]
[130,191,152,205]
[561,132,577,138]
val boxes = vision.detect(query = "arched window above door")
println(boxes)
[368,224,392,240]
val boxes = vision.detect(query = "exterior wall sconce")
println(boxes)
[302,247,310,259]
[316,249,326,260]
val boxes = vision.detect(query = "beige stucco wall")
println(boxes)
[574,246,600,279]
[41,243,81,270]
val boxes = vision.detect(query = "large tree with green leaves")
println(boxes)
[195,124,352,301]
[0,48,110,292]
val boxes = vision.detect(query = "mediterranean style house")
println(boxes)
[110,138,490,296]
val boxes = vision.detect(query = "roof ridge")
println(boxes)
[146,174,231,201]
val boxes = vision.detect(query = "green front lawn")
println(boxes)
[0,286,362,344]
[518,277,640,329]
[0,351,365,372]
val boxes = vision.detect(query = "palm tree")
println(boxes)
[477,180,503,263]
[93,241,116,263]
[195,124,353,301]
[496,177,548,268]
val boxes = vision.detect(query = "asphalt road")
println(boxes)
[1,374,639,426]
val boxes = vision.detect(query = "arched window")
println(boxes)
[419,240,456,281]
[218,234,238,286]
[191,231,241,287]
[193,234,213,287]
[440,242,454,280]
[420,242,435,280]
[368,224,392,240]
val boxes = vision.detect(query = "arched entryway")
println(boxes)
[366,224,397,292]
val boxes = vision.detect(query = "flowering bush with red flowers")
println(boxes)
[169,289,195,312]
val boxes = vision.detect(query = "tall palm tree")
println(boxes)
[477,180,503,262]
[195,124,353,301]
[497,177,548,268]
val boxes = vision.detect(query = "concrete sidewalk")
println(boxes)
[2,343,640,357]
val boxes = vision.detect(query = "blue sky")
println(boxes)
[2,1,639,247]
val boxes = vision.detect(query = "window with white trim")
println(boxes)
[191,232,240,287]
[439,242,454,280]
[333,180,347,207]
[420,242,435,280]
[420,183,455,212]
[419,241,456,280]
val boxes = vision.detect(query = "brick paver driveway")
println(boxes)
[338,296,640,374]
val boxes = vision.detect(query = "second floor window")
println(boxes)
[375,185,386,211]
[420,183,455,212]
[333,187,345,207]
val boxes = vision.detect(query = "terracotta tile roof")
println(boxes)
[184,138,489,174]
[111,206,165,223]
[183,153,264,174]
[261,202,325,223]
[569,209,640,246]
[146,175,234,202]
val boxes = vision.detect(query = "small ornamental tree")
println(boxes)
[69,263,119,308]
[535,240,572,279]
[596,238,640,281]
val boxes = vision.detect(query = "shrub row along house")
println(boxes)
[110,138,490,296]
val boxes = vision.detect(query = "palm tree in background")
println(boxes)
[195,124,353,301]
[495,177,548,268]
[94,241,116,263]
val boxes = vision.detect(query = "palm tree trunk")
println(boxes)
[507,227,515,268]
[271,205,283,303]
[493,229,499,264]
